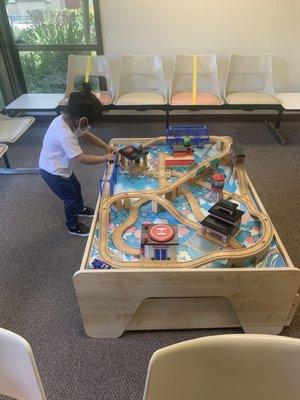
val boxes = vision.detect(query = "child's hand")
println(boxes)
[107,144,118,154]
[104,153,115,163]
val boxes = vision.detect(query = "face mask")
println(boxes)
[75,125,91,136]
[74,117,91,136]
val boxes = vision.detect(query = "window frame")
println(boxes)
[3,0,104,97]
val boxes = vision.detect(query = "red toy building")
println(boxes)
[140,223,179,261]
[165,144,195,166]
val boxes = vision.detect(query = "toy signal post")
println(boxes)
[209,172,226,202]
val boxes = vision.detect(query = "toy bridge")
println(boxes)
[166,125,209,148]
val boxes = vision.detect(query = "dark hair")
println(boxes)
[81,81,93,95]
[66,83,101,123]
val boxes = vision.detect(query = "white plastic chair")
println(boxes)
[0,113,38,174]
[275,92,300,110]
[143,334,300,400]
[224,54,279,105]
[60,55,114,106]
[170,54,223,105]
[0,328,46,400]
[0,113,35,143]
[114,55,167,105]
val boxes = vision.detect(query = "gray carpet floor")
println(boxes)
[0,117,299,399]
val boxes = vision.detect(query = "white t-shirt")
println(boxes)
[39,115,84,178]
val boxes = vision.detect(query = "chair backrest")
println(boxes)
[65,54,114,98]
[170,54,222,99]
[116,55,167,100]
[143,334,300,400]
[0,328,46,400]
[224,53,276,100]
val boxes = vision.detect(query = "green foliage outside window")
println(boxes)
[15,7,96,93]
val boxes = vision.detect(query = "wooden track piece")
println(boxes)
[99,136,273,269]
[73,136,300,338]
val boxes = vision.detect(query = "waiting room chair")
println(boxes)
[170,54,223,105]
[60,55,114,106]
[0,113,38,174]
[0,113,35,143]
[0,328,46,400]
[143,334,300,400]
[275,92,300,110]
[114,55,167,106]
[224,54,279,105]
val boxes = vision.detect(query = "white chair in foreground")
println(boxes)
[143,334,300,400]
[170,54,223,105]
[0,113,35,143]
[224,54,280,105]
[0,328,46,400]
[114,55,167,106]
[60,54,114,106]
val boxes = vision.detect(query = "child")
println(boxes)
[39,89,115,237]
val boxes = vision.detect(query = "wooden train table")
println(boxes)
[74,134,300,338]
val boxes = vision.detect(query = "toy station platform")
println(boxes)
[74,133,300,338]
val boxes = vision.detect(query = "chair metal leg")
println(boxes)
[0,153,39,175]
[3,153,10,168]
[275,108,283,130]
[265,108,286,147]
[165,109,170,130]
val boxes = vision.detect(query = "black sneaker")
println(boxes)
[78,206,95,218]
[68,222,90,237]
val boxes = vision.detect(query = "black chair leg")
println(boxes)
[165,109,170,130]
[3,153,11,168]
[265,108,286,147]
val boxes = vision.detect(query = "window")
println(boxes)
[5,0,102,93]
[7,0,97,45]
[154,248,167,261]
[19,50,97,93]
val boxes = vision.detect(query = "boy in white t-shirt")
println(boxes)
[39,90,115,237]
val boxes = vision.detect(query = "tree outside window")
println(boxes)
[6,1,97,93]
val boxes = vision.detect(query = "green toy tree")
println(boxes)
[196,165,206,177]
[183,136,191,147]
[210,158,220,172]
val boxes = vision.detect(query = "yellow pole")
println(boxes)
[192,55,198,105]
[85,55,92,83]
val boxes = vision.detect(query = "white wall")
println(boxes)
[99,0,300,95]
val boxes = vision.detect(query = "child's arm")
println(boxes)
[75,152,114,165]
[81,132,117,153]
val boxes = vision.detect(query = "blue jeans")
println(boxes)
[40,169,84,229]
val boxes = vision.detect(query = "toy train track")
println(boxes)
[98,135,273,269]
